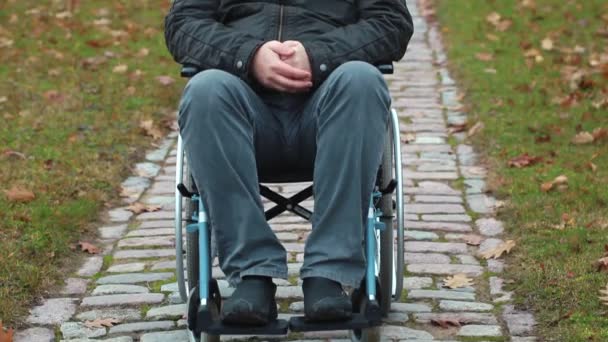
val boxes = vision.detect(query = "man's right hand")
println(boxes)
[251,41,313,93]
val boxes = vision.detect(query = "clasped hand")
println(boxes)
[251,40,312,93]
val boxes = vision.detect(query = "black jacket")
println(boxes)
[164,0,414,87]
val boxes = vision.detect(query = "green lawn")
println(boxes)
[435,0,608,340]
[0,0,181,326]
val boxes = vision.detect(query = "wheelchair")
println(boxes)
[173,64,405,342]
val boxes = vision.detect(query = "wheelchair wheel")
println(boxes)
[377,123,395,316]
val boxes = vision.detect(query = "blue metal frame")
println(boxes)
[190,192,384,305]
[366,191,385,301]
[186,195,211,305]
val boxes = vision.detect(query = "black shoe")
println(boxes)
[303,277,352,322]
[221,276,277,326]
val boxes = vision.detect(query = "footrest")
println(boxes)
[288,314,376,332]
[202,319,289,335]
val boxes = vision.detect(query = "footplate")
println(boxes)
[202,319,289,335]
[288,314,378,332]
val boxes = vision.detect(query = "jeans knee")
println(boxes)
[183,69,241,98]
[179,69,247,128]
[333,61,385,88]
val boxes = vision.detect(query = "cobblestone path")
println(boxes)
[17,1,537,341]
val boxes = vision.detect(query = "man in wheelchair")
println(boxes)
[165,0,413,327]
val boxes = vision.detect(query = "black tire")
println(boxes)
[378,125,394,316]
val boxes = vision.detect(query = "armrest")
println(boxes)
[180,63,393,78]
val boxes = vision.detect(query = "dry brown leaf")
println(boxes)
[403,133,416,144]
[599,284,608,306]
[0,321,13,342]
[79,241,101,254]
[572,131,594,145]
[2,150,26,160]
[43,90,65,103]
[3,186,35,203]
[507,153,542,168]
[596,257,608,272]
[480,240,516,259]
[443,273,474,289]
[475,52,494,62]
[464,234,483,246]
[448,122,467,134]
[588,162,598,172]
[540,181,554,192]
[113,64,128,73]
[486,33,499,42]
[541,38,554,51]
[136,48,150,57]
[592,127,607,141]
[486,12,502,26]
[139,119,163,140]
[467,121,484,137]
[156,75,175,86]
[127,202,161,214]
[84,318,121,328]
[541,175,568,192]
[431,318,461,329]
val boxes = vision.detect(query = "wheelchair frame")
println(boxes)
[173,65,404,340]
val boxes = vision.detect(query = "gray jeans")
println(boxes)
[178,61,390,287]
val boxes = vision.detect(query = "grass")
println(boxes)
[435,0,608,340]
[0,0,181,326]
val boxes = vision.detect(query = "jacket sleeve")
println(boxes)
[301,0,414,86]
[164,0,265,82]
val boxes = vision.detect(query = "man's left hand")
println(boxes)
[279,41,312,77]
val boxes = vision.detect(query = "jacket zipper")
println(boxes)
[277,4,284,41]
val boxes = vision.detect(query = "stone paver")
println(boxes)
[28,1,535,341]
[14,327,55,342]
[27,298,77,325]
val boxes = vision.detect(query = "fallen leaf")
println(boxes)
[535,134,551,143]
[2,150,26,160]
[541,38,554,51]
[136,48,150,57]
[443,273,474,289]
[507,153,542,168]
[84,318,121,328]
[448,123,467,134]
[43,90,65,103]
[475,52,494,62]
[596,257,608,272]
[540,181,554,192]
[156,75,175,86]
[127,202,162,214]
[554,175,568,185]
[139,119,163,140]
[592,127,607,141]
[541,175,568,192]
[78,241,100,254]
[3,186,35,203]
[588,162,597,172]
[599,284,608,306]
[572,131,594,145]
[467,121,484,137]
[0,321,14,342]
[403,133,416,143]
[480,240,516,259]
[113,64,128,74]
[464,234,483,246]
[431,318,461,329]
